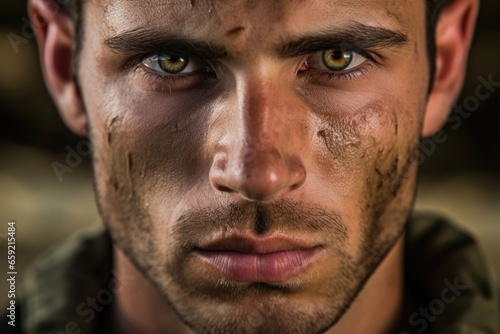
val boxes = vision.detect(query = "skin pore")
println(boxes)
[29,0,478,333]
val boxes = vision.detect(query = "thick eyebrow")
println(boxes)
[105,24,407,60]
[277,24,408,58]
[104,28,228,59]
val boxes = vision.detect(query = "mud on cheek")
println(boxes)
[357,107,419,269]
[314,99,419,259]
[90,116,160,261]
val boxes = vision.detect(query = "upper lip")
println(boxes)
[196,233,321,254]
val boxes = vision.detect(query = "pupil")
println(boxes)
[169,56,181,63]
[332,51,343,60]
[322,49,352,71]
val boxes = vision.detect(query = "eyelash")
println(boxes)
[130,49,379,90]
[139,66,214,86]
[302,62,375,85]
[137,67,196,90]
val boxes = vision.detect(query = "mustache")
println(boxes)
[173,199,348,248]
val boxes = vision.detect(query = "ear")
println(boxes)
[422,0,479,137]
[29,0,88,136]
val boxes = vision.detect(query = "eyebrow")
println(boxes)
[105,28,228,59]
[104,23,408,60]
[277,24,408,58]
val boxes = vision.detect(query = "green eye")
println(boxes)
[322,49,353,71]
[157,53,189,73]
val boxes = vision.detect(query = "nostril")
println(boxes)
[216,185,234,193]
[288,160,307,190]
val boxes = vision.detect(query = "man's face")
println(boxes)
[79,0,428,332]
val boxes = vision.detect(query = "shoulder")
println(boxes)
[405,212,500,333]
[20,226,113,334]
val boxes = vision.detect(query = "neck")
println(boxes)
[108,236,405,334]
[327,235,406,333]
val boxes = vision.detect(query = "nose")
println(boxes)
[209,76,306,201]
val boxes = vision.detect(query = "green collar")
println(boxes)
[21,228,113,334]
[403,213,500,333]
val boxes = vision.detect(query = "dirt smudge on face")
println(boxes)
[107,116,119,145]
[312,95,418,266]
[226,26,246,36]
[98,115,138,201]
[316,122,361,157]
[385,0,405,27]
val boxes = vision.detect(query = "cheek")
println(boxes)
[87,84,219,225]
[310,93,421,233]
[312,97,402,180]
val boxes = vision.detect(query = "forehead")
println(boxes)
[90,0,423,50]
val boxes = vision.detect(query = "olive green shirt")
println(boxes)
[17,213,500,333]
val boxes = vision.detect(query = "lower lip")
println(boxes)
[193,247,324,282]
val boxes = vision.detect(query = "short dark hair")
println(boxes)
[55,0,451,89]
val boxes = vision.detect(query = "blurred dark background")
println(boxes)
[0,1,499,306]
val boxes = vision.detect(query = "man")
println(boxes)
[3,0,498,333]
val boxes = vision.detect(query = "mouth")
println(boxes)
[193,234,325,283]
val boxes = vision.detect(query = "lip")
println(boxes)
[193,234,325,282]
